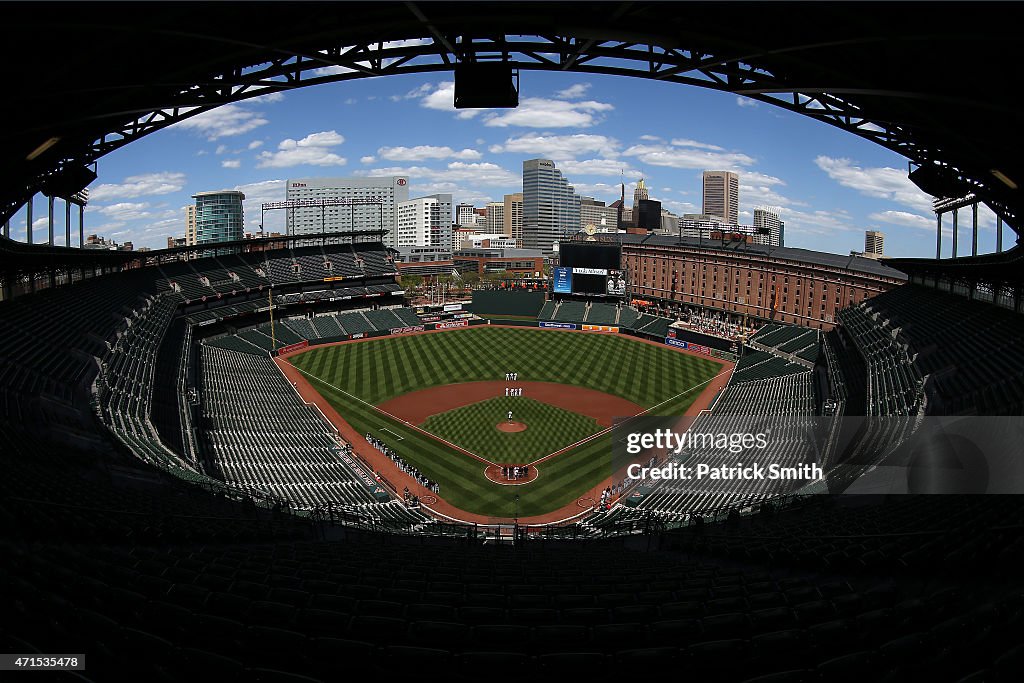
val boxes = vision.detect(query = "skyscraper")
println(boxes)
[184,205,197,246]
[503,192,523,242]
[396,194,452,248]
[579,196,618,232]
[522,158,580,254]
[632,178,649,212]
[486,201,504,233]
[455,203,476,227]
[753,207,784,247]
[702,170,740,224]
[635,198,662,233]
[285,176,409,247]
[191,190,244,245]
[865,230,885,258]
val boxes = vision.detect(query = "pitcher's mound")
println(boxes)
[496,421,528,433]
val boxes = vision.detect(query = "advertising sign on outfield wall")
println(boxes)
[540,321,577,329]
[435,320,469,330]
[443,303,463,312]
[277,340,309,355]
[582,324,620,332]
[390,326,426,335]
[664,337,713,355]
[349,333,365,340]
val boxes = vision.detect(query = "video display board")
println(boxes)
[557,243,626,297]
[552,266,573,294]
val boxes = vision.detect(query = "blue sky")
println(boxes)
[7,70,1008,257]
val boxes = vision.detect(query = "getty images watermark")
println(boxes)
[607,415,1024,494]
[623,427,823,482]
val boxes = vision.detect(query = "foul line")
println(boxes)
[279,358,499,467]
[526,365,735,467]
[281,357,733,475]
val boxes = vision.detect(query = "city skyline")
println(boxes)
[2,70,1009,258]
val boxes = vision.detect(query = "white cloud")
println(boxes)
[32,216,48,230]
[411,81,487,119]
[489,133,619,160]
[736,96,759,108]
[244,91,285,104]
[420,81,458,111]
[669,138,725,151]
[247,140,264,150]
[234,179,287,232]
[815,156,934,213]
[741,171,787,187]
[555,83,591,99]
[558,158,637,177]
[215,144,228,155]
[377,145,482,162]
[359,161,518,186]
[638,134,662,142]
[88,172,187,201]
[740,181,804,209]
[344,97,358,105]
[483,97,613,128]
[623,143,755,170]
[256,131,347,168]
[775,207,860,237]
[868,210,932,230]
[93,202,153,221]
[234,179,285,201]
[221,159,241,169]
[312,65,354,77]
[360,155,376,164]
[173,104,269,140]
[571,181,621,201]
[662,200,698,215]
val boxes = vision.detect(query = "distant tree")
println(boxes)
[400,274,423,291]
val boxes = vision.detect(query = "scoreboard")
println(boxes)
[557,243,626,297]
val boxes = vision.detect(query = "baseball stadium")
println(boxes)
[3,3,1024,681]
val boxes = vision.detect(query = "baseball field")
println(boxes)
[285,326,725,519]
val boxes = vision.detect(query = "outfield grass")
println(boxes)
[289,327,722,517]
[422,396,602,463]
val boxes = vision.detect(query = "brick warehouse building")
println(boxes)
[618,233,907,330]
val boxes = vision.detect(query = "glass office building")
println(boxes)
[523,159,580,255]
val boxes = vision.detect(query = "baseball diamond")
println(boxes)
[422,396,603,462]
[285,326,725,518]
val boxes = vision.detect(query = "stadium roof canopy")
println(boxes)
[1,1,1020,236]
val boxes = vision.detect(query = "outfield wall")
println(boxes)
[276,318,486,354]
[471,289,546,317]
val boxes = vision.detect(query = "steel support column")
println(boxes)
[996,216,1003,253]
[26,197,33,244]
[936,212,942,259]
[951,208,958,258]
[972,203,978,256]
[79,204,84,247]
[48,195,55,246]
[65,199,72,246]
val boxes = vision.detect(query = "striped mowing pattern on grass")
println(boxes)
[293,326,720,407]
[288,327,723,517]
[422,396,602,463]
